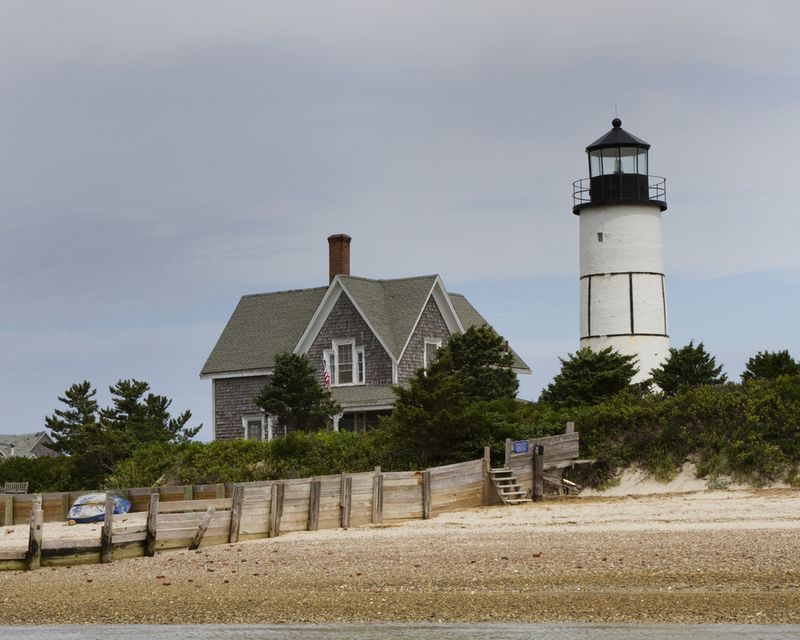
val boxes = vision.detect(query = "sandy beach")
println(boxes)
[1,483,798,625]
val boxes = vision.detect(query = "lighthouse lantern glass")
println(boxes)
[637,148,648,175]
[589,150,602,177]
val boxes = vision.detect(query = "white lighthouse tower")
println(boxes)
[572,118,669,381]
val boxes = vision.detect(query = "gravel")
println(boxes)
[1,488,798,625]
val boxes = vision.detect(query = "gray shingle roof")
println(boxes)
[202,276,530,376]
[0,432,52,458]
[338,275,437,359]
[331,385,397,409]
[201,287,327,375]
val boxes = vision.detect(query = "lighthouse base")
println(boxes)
[580,335,670,384]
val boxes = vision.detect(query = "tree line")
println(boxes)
[3,329,799,492]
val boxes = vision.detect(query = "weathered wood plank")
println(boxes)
[422,470,431,520]
[371,473,383,524]
[533,444,544,502]
[268,483,284,538]
[339,474,351,529]
[308,480,321,531]
[145,493,159,557]
[25,505,43,571]
[100,493,114,564]
[229,484,245,544]
[157,498,233,513]
[190,506,216,550]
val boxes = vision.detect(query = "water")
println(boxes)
[1,624,798,640]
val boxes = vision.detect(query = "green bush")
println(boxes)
[0,455,80,492]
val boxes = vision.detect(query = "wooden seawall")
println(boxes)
[0,431,579,571]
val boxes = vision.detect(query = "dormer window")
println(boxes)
[324,339,365,386]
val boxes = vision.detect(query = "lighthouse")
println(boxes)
[572,118,669,381]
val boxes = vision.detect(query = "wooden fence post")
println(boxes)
[371,470,383,524]
[268,483,284,538]
[532,444,544,502]
[189,506,215,550]
[422,470,431,519]
[504,438,512,467]
[25,499,43,571]
[100,492,114,564]
[340,475,352,529]
[565,421,575,434]
[4,494,13,526]
[60,493,71,521]
[482,446,492,506]
[145,493,159,557]
[228,484,245,544]
[308,480,321,531]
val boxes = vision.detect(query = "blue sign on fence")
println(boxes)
[512,440,529,454]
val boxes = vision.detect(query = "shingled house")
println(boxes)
[0,432,58,459]
[201,235,530,441]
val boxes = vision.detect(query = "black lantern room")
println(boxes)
[572,118,666,214]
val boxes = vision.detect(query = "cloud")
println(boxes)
[1,1,798,435]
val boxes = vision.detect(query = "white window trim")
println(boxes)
[326,339,366,387]
[423,337,442,369]
[242,414,265,441]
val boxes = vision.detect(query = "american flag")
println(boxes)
[322,358,332,391]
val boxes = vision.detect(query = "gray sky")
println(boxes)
[2,1,799,440]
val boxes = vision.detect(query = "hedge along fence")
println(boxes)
[0,431,581,571]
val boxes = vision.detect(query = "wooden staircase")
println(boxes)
[489,467,531,505]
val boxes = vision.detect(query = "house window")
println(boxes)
[242,415,264,440]
[424,338,442,369]
[324,340,365,386]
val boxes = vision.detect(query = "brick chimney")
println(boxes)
[328,234,351,283]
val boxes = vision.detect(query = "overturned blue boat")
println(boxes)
[67,492,131,523]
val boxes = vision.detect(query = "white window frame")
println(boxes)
[423,338,442,370]
[242,414,265,441]
[325,339,365,387]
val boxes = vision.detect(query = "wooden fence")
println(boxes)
[1,483,232,527]
[0,429,580,571]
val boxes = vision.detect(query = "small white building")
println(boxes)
[572,119,669,380]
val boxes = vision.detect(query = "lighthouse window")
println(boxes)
[620,147,637,173]
[601,148,619,175]
[597,232,604,243]
[637,149,648,175]
[589,150,602,177]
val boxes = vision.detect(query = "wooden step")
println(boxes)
[489,467,532,506]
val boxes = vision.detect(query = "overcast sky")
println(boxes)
[2,1,798,440]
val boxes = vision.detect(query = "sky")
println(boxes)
[1,1,799,441]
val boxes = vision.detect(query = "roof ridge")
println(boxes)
[240,285,329,299]
[340,274,438,284]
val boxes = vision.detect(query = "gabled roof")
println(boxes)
[202,275,530,377]
[338,275,438,360]
[201,286,327,376]
[0,432,53,458]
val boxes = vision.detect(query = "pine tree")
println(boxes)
[45,381,99,455]
[649,340,727,396]
[539,347,639,407]
[741,350,800,381]
[255,353,341,432]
